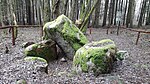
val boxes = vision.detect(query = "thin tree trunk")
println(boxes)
[123,0,128,25]
[114,0,118,25]
[48,0,51,21]
[25,0,31,25]
[145,0,150,25]
[71,0,78,22]
[0,0,2,25]
[102,0,109,27]
[31,0,35,25]
[39,0,44,25]
[126,0,134,27]
[93,0,101,28]
[110,0,115,25]
[22,0,26,25]
[68,0,72,18]
[53,0,60,19]
[35,0,39,24]
[80,0,99,32]
[130,0,135,27]
[138,0,148,27]
[108,0,113,25]
[63,0,69,15]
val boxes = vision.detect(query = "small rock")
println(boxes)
[60,58,67,62]
[116,50,129,61]
[22,42,35,48]
[17,79,27,84]
[32,72,36,74]
[58,71,67,76]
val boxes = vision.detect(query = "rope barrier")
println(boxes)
[0,25,43,46]
[107,25,150,45]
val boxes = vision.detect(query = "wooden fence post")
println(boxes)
[117,21,120,35]
[89,28,92,34]
[135,32,141,45]
[11,27,15,45]
[106,26,109,34]
[41,25,43,37]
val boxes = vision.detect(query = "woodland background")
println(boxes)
[0,0,150,28]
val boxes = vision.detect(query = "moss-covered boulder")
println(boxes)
[43,14,88,60]
[24,39,57,62]
[73,39,117,75]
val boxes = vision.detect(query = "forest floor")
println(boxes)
[0,28,150,84]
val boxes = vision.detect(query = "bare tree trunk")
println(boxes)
[48,0,51,21]
[114,0,118,25]
[108,0,114,25]
[80,0,99,32]
[0,0,2,25]
[36,0,40,25]
[39,0,44,25]
[146,11,150,25]
[102,0,109,27]
[93,0,101,28]
[145,0,150,25]
[63,0,69,15]
[68,0,72,18]
[126,0,135,27]
[53,0,60,19]
[130,0,135,27]
[79,0,84,19]
[43,0,51,23]
[110,0,115,25]
[123,0,128,25]
[22,0,26,25]
[87,0,92,27]
[71,0,78,23]
[138,0,148,27]
[9,0,18,39]
[25,0,32,25]
[31,0,35,25]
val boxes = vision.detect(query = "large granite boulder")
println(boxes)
[24,39,57,62]
[43,14,88,60]
[73,39,117,75]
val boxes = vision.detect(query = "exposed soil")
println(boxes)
[0,28,150,84]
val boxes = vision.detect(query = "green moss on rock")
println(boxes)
[24,56,48,63]
[24,39,57,62]
[43,14,88,60]
[61,21,88,51]
[73,39,117,75]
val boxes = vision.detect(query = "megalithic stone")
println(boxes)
[73,39,117,75]
[24,39,57,62]
[43,14,88,60]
